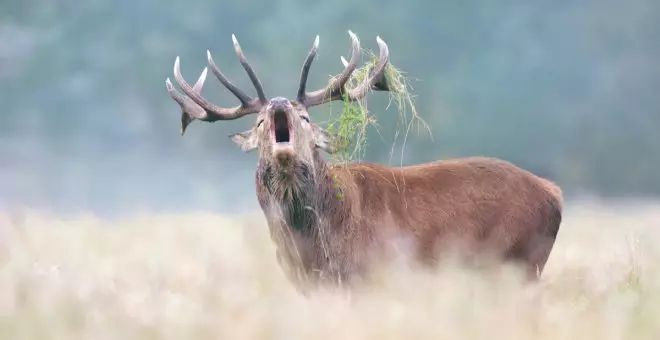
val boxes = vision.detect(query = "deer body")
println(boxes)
[165,31,563,291]
[257,153,562,289]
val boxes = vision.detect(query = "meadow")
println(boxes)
[0,198,658,339]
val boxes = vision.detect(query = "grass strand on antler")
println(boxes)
[324,48,431,166]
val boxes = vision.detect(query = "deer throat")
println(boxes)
[259,162,317,231]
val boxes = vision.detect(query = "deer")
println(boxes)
[165,31,563,292]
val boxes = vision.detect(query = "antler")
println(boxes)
[166,34,267,135]
[296,31,392,108]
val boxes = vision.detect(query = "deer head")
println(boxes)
[165,31,391,200]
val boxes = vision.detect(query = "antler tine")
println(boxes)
[206,49,253,107]
[297,35,320,102]
[166,68,210,136]
[231,34,268,104]
[300,30,362,108]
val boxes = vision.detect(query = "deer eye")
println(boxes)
[257,119,264,128]
[300,116,310,123]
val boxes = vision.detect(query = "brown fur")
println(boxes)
[256,150,563,291]
[165,32,564,292]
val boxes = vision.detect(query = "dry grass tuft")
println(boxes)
[0,200,659,339]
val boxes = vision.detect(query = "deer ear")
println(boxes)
[312,125,343,154]
[229,128,258,152]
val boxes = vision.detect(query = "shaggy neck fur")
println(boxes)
[256,150,358,289]
[258,151,341,234]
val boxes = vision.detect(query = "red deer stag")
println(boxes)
[165,31,563,291]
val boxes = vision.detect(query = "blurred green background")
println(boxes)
[1,0,659,217]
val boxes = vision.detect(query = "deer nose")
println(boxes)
[269,97,292,111]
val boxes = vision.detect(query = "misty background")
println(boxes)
[1,0,659,218]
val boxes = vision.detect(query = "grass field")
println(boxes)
[0,199,659,339]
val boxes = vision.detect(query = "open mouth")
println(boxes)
[273,110,292,144]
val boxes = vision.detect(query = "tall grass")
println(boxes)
[0,200,659,339]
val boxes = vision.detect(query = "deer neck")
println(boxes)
[257,151,345,234]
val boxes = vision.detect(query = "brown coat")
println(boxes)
[256,153,563,290]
